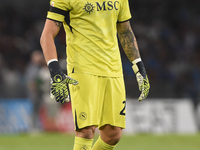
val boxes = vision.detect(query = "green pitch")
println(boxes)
[0,132,200,150]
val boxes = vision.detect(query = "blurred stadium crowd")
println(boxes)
[0,0,200,106]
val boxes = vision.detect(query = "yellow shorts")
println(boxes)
[69,73,126,130]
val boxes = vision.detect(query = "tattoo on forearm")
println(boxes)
[54,21,62,28]
[118,26,140,62]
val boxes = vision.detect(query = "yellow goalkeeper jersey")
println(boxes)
[47,0,131,77]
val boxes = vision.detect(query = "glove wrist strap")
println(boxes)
[132,58,147,77]
[132,58,142,65]
[48,60,63,78]
[47,59,58,66]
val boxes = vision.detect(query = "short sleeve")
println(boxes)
[118,0,132,22]
[47,0,72,22]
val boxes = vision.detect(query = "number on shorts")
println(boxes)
[120,101,126,116]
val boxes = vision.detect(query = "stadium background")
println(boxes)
[0,0,200,149]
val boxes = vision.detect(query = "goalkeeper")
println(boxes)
[40,0,150,149]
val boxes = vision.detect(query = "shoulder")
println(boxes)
[50,0,73,10]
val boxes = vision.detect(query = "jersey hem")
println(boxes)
[68,71,124,78]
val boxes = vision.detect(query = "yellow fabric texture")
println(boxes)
[47,0,131,77]
[92,137,116,150]
[73,136,93,150]
[69,73,126,130]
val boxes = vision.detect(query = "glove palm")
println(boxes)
[132,59,150,101]
[50,74,78,103]
[136,72,150,101]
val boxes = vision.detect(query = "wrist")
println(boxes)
[132,58,141,74]
[47,59,58,66]
[48,59,64,78]
[132,58,146,77]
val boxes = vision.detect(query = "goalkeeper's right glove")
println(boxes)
[132,58,150,101]
[48,59,79,104]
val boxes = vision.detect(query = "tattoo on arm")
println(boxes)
[118,23,140,62]
[54,21,62,28]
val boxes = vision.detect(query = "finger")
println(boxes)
[60,95,70,104]
[50,92,55,100]
[56,95,60,102]
[69,79,79,85]
[65,76,79,85]
[55,91,61,102]
[138,90,146,101]
[139,88,150,101]
[50,87,56,100]
[63,95,70,103]
[59,89,69,103]
[138,93,144,101]
[136,73,143,91]
[139,84,144,91]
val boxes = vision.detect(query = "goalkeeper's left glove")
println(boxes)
[132,58,150,101]
[48,59,79,104]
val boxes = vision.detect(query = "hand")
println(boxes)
[135,72,150,101]
[132,58,150,101]
[50,74,78,103]
[48,60,78,104]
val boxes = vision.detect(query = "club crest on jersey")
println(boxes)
[83,2,95,14]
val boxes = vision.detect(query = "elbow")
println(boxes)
[40,31,55,47]
[40,33,45,47]
[40,31,49,48]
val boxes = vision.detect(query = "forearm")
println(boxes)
[117,21,141,62]
[40,34,58,63]
[40,19,62,63]
[117,21,150,101]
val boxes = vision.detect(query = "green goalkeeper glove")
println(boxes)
[132,58,150,101]
[48,60,78,104]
